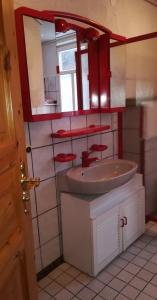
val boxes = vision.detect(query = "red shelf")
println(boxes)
[54,153,76,162]
[90,144,108,152]
[52,125,110,138]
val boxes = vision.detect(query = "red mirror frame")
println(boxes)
[15,7,126,121]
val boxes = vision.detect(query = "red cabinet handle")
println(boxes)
[124,216,127,226]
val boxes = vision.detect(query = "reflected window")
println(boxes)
[58,47,78,111]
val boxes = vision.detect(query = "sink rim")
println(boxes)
[66,159,138,183]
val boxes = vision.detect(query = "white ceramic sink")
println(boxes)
[65,159,138,194]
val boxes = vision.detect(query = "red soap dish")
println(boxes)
[52,125,110,138]
[54,153,76,162]
[90,144,108,152]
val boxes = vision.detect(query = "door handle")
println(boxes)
[120,218,125,227]
[123,216,127,226]
[21,177,40,189]
[20,161,40,214]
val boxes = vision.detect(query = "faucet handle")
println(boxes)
[82,151,89,158]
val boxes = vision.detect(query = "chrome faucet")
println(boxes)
[81,151,98,167]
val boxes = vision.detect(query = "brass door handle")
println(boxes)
[21,177,40,189]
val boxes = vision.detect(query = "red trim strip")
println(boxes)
[111,31,157,47]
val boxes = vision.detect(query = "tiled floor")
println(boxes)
[38,222,157,300]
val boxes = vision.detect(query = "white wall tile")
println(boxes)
[111,113,118,130]
[41,237,60,268]
[123,129,140,153]
[38,208,59,244]
[35,248,42,273]
[32,218,39,249]
[36,177,57,215]
[114,130,118,155]
[100,114,112,131]
[87,114,101,126]
[32,146,55,180]
[101,132,114,158]
[27,153,33,177]
[30,189,37,218]
[52,117,71,143]
[29,121,52,148]
[72,137,88,166]
[71,115,86,130]
[54,141,73,173]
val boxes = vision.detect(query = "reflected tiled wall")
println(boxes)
[144,136,157,215]
[24,113,118,274]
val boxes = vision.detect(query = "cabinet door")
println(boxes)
[122,188,145,250]
[92,205,121,276]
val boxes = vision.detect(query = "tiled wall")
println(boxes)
[144,136,157,215]
[123,107,157,216]
[123,107,141,171]
[24,113,119,274]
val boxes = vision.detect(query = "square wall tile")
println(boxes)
[101,132,114,158]
[87,114,101,126]
[35,248,42,273]
[100,113,112,130]
[26,153,33,177]
[111,113,118,130]
[41,236,61,268]
[123,107,140,129]
[29,121,52,148]
[71,115,86,130]
[36,177,57,215]
[54,141,73,173]
[52,117,71,143]
[32,218,39,249]
[38,208,59,244]
[114,130,118,155]
[72,137,87,166]
[30,189,37,218]
[123,129,140,153]
[32,146,55,180]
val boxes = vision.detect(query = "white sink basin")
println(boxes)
[65,159,138,194]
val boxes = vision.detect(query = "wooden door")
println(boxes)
[0,1,37,299]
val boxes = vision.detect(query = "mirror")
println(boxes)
[16,8,126,121]
[23,16,80,115]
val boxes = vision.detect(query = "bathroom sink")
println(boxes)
[65,159,138,194]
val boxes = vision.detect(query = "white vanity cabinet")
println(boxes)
[61,174,145,276]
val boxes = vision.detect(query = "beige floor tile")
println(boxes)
[143,283,157,298]
[117,270,134,283]
[77,286,96,300]
[99,286,118,300]
[137,269,154,282]
[129,277,147,291]
[87,279,104,293]
[45,281,62,296]
[66,279,84,294]
[54,288,73,300]
[108,278,126,292]
[121,285,140,299]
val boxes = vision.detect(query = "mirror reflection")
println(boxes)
[23,16,80,115]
